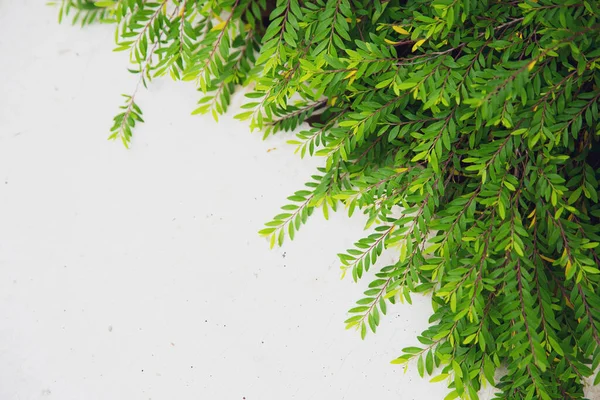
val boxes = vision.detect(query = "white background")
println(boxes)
[0,1,596,400]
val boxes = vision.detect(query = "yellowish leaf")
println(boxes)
[385,38,403,45]
[566,259,573,276]
[211,21,226,31]
[565,297,574,309]
[540,254,555,263]
[412,39,426,52]
[345,70,357,79]
[392,26,410,35]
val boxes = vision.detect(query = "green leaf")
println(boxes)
[430,374,448,383]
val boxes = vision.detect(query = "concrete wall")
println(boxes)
[1,1,594,399]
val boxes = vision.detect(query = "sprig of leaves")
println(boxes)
[108,94,143,147]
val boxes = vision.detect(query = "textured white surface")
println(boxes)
[0,2,447,399]
[1,2,596,400]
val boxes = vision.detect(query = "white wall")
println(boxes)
[0,2,595,400]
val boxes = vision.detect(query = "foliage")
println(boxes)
[57,0,600,398]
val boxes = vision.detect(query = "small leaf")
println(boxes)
[392,26,410,35]
[412,39,426,52]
